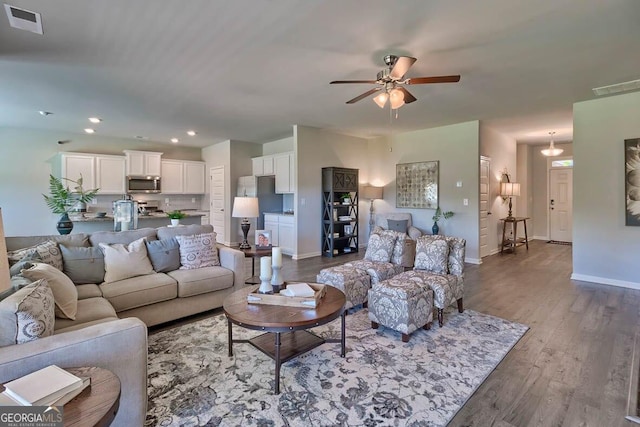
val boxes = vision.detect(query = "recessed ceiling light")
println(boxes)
[135,136,149,140]
[187,130,197,136]
[84,128,95,134]
[38,111,53,116]
[171,138,179,143]
[88,117,102,123]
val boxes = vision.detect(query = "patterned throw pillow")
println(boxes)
[21,262,79,320]
[375,229,409,266]
[99,237,154,283]
[364,233,395,263]
[414,236,450,274]
[175,232,220,270]
[9,251,42,277]
[8,240,63,271]
[0,279,55,347]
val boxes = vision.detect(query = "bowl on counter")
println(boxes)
[95,212,107,218]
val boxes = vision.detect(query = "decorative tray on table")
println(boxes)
[247,283,326,308]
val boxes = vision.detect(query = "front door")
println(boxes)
[210,166,226,244]
[549,168,573,242]
[480,157,490,257]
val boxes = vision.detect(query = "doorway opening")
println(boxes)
[548,157,573,243]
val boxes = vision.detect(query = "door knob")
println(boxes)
[487,212,492,215]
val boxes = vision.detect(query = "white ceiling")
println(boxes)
[1,0,639,148]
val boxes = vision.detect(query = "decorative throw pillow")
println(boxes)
[378,229,409,265]
[175,232,220,270]
[60,245,105,284]
[9,251,42,277]
[0,279,55,347]
[364,233,395,263]
[99,237,154,283]
[414,237,450,274]
[20,262,78,320]
[387,219,409,233]
[145,238,181,273]
[8,240,63,271]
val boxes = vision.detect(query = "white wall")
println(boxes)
[479,125,517,254]
[516,144,533,219]
[202,141,231,244]
[0,127,202,236]
[573,91,640,288]
[294,126,370,259]
[367,121,481,262]
[262,136,294,155]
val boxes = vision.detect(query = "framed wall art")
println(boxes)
[625,138,640,226]
[396,161,439,209]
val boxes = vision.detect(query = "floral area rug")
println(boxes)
[146,308,528,426]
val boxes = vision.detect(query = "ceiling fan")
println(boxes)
[330,55,460,109]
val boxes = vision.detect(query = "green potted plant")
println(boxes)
[167,210,186,227]
[431,207,454,235]
[43,174,99,234]
[340,193,352,205]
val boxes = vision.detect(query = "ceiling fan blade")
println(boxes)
[330,80,378,84]
[406,75,461,84]
[346,88,381,104]
[398,87,417,103]
[389,56,417,80]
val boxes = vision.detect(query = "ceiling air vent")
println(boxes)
[592,79,640,96]
[4,4,43,34]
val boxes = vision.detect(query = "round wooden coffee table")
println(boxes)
[223,284,346,394]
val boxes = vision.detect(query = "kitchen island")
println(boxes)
[69,212,205,233]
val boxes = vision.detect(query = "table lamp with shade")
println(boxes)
[500,182,520,219]
[232,197,259,249]
[362,185,384,237]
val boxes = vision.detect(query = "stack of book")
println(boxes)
[0,365,90,407]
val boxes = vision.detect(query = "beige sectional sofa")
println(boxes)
[0,224,245,426]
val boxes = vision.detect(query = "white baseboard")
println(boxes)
[532,235,548,241]
[465,257,482,265]
[571,273,640,290]
[292,251,321,260]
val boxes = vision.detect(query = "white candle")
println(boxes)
[260,256,272,278]
[272,247,282,267]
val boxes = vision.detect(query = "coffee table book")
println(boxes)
[247,283,327,308]
[2,365,83,406]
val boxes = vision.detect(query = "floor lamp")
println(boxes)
[362,185,383,238]
[232,197,259,249]
[0,208,10,293]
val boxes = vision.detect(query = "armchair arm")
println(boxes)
[0,318,148,427]
[219,246,245,287]
[407,226,422,240]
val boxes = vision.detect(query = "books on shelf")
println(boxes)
[1,365,89,407]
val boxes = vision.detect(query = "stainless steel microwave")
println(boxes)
[127,176,161,193]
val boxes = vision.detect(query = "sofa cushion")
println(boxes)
[0,279,55,347]
[157,224,214,240]
[99,238,154,283]
[167,266,234,297]
[5,234,89,252]
[60,245,105,284]
[89,228,157,247]
[76,284,103,300]
[99,273,177,312]
[145,238,180,273]
[387,219,408,233]
[364,233,395,263]
[8,240,63,271]
[53,297,118,332]
[415,236,450,274]
[21,262,78,320]
[175,232,220,269]
[9,251,42,277]
[0,275,34,300]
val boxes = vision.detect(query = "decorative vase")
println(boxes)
[56,213,73,235]
[171,219,180,227]
[432,221,439,235]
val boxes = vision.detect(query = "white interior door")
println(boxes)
[549,168,573,242]
[480,157,490,257]
[209,166,226,244]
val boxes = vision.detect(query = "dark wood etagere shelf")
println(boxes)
[322,167,359,257]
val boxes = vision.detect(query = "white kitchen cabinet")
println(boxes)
[183,161,205,194]
[124,150,162,176]
[274,152,294,194]
[95,155,125,194]
[161,160,184,194]
[263,213,295,255]
[60,153,96,189]
[161,160,205,194]
[252,155,275,177]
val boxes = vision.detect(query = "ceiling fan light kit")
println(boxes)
[330,54,460,111]
[541,131,563,156]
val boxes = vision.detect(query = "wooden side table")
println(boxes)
[241,247,275,284]
[1,366,120,427]
[500,217,530,254]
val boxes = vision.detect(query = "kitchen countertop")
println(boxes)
[263,212,295,216]
[71,212,205,222]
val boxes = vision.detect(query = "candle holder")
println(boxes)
[258,275,273,294]
[271,265,284,293]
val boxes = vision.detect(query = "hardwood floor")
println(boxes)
[152,241,639,426]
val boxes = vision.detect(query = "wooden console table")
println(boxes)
[500,217,530,254]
